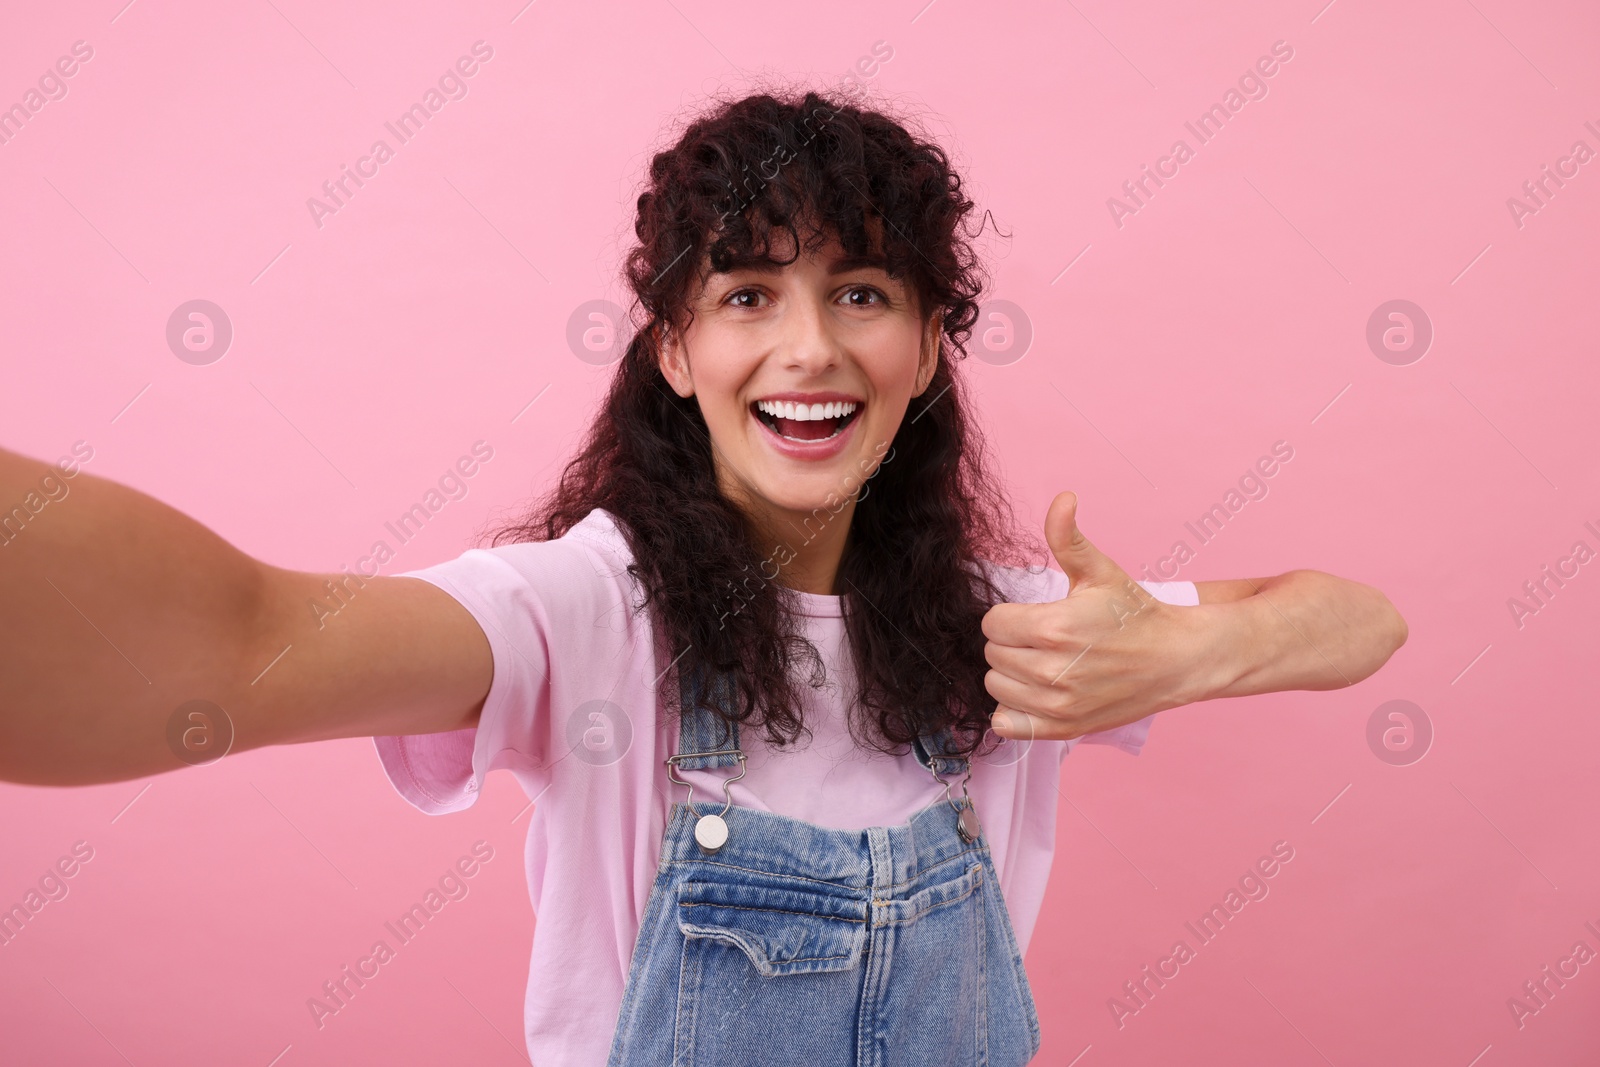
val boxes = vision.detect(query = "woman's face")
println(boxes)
[658,228,940,528]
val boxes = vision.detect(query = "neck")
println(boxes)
[724,487,858,597]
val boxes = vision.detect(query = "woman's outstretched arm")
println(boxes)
[0,446,492,786]
[1191,570,1408,696]
[982,491,1408,741]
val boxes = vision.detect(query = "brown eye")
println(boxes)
[842,286,886,307]
[726,288,766,308]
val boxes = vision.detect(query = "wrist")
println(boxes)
[1180,597,1269,704]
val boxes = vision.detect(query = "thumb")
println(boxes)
[1046,491,1122,592]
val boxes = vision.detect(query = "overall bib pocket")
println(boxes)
[671,878,870,1064]
[677,878,868,977]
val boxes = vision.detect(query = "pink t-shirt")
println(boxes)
[373,508,1197,1066]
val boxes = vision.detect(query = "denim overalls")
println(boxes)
[604,667,1043,1066]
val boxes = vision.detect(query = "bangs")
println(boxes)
[639,94,947,325]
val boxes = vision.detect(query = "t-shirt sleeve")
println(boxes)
[1027,568,1200,759]
[372,547,555,814]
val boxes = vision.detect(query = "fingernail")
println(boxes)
[992,710,1017,733]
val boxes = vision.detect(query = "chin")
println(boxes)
[760,475,858,516]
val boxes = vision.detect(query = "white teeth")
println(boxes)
[753,399,860,422]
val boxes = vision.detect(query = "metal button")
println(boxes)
[958,804,981,844]
[694,813,729,852]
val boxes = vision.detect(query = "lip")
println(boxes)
[752,390,865,405]
[749,392,864,462]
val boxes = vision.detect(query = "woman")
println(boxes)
[0,88,1406,1064]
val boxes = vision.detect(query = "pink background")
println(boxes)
[3,0,1598,1063]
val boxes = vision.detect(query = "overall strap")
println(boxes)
[673,663,744,771]
[912,724,972,780]
[914,716,983,845]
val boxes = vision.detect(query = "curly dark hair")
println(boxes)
[490,86,1033,760]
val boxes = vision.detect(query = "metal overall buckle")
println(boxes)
[665,748,747,853]
[924,752,981,844]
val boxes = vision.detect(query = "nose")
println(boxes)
[779,291,843,376]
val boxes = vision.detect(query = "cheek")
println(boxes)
[862,342,924,404]
[684,334,753,405]
[699,389,747,440]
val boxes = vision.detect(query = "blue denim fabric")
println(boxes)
[605,668,1042,1066]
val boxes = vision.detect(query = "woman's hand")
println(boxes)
[980,491,1214,741]
[981,491,1409,742]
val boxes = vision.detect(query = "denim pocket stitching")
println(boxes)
[884,863,984,926]
[680,901,867,924]
[676,881,868,977]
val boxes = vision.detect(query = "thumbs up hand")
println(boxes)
[980,492,1206,742]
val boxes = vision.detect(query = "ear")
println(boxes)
[913,307,942,396]
[656,320,694,398]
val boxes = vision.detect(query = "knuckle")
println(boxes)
[1041,619,1074,647]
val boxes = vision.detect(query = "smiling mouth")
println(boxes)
[751,399,862,442]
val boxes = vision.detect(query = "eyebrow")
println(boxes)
[714,253,890,276]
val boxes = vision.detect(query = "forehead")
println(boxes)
[698,222,894,281]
